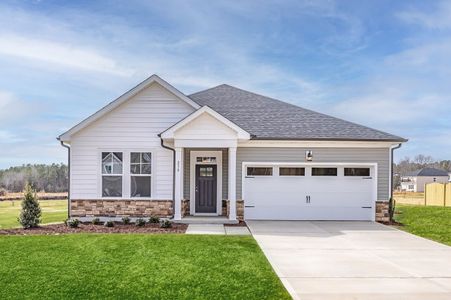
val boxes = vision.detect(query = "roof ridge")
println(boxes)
[190,83,406,141]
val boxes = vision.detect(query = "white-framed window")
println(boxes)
[130,152,152,198]
[101,152,123,197]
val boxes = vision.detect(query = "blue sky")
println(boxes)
[0,0,450,169]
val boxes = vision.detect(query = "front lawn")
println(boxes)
[0,234,290,299]
[0,200,67,229]
[394,204,451,246]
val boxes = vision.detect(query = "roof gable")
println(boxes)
[189,84,407,142]
[58,75,200,142]
[160,106,251,140]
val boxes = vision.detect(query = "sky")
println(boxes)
[0,0,450,169]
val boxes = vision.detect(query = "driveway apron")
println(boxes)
[247,221,451,300]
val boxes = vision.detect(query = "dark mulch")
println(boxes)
[0,222,187,235]
[224,221,247,227]
[378,220,403,226]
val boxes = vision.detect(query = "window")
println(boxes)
[344,168,370,177]
[408,184,414,190]
[102,152,123,197]
[247,167,273,176]
[279,167,305,176]
[312,167,337,176]
[130,152,151,197]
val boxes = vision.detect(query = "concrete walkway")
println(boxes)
[186,224,250,235]
[247,221,451,300]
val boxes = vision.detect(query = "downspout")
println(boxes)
[391,143,402,199]
[59,139,71,219]
[158,134,176,202]
[389,143,402,222]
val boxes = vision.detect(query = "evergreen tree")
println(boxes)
[18,184,42,228]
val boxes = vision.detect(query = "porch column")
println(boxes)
[228,147,237,220]
[174,147,183,220]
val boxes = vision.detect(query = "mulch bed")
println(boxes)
[0,223,188,235]
[378,220,403,226]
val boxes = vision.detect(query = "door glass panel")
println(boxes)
[200,167,214,177]
[312,167,337,176]
[247,167,273,176]
[344,168,370,176]
[196,157,216,163]
[279,167,305,176]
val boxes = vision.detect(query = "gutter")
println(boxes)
[391,143,402,199]
[58,139,71,219]
[158,134,176,202]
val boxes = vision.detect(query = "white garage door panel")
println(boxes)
[244,165,375,221]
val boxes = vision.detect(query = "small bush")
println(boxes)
[122,217,131,225]
[66,219,80,228]
[160,219,172,228]
[18,184,41,229]
[92,218,101,225]
[135,218,146,227]
[148,216,160,224]
[0,188,7,196]
[105,221,114,227]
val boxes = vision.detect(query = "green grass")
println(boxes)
[0,200,67,229]
[0,234,290,300]
[394,204,451,246]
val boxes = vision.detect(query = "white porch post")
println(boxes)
[174,147,183,220]
[228,147,237,220]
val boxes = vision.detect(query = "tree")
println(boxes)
[0,163,68,193]
[18,184,42,229]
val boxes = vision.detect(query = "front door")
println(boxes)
[195,165,217,213]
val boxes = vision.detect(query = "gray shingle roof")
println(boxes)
[188,84,406,142]
[406,168,449,177]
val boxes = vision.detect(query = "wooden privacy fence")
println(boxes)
[424,183,451,206]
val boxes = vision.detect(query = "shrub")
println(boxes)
[0,187,7,196]
[105,221,114,227]
[66,219,80,228]
[18,184,41,229]
[92,218,101,225]
[122,217,131,225]
[135,218,146,227]
[160,219,172,228]
[148,216,160,224]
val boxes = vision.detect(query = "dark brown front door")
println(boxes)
[195,165,217,213]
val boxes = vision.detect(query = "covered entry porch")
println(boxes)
[160,106,251,222]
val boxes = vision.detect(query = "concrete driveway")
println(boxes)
[247,221,451,300]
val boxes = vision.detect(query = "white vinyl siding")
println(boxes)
[70,82,195,200]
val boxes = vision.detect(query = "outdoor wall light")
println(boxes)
[305,150,313,161]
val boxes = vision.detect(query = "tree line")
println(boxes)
[0,164,68,193]
[393,154,451,189]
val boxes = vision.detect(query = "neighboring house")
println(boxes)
[58,75,407,222]
[400,168,449,192]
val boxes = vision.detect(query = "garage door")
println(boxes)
[243,164,375,220]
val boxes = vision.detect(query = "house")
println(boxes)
[400,168,449,192]
[58,75,407,222]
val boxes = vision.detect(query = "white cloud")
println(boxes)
[0,130,24,143]
[0,34,133,76]
[397,1,451,29]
